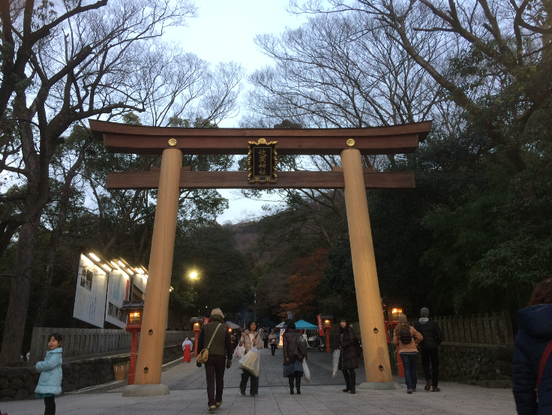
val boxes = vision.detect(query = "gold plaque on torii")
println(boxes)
[247,138,277,184]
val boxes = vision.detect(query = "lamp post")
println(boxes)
[321,315,333,353]
[122,301,144,385]
[385,305,404,377]
[191,318,202,357]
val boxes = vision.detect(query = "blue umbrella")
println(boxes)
[294,320,318,330]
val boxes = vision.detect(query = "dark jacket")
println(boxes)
[198,315,233,360]
[513,303,552,415]
[414,318,443,349]
[283,328,305,365]
[339,326,359,370]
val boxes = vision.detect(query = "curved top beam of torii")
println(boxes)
[89,120,432,156]
[88,119,432,190]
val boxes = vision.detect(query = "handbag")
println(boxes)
[233,344,246,359]
[239,347,261,376]
[332,349,341,378]
[197,323,222,364]
[302,359,311,383]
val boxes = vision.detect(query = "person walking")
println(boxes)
[35,333,63,415]
[269,329,278,356]
[513,278,552,415]
[393,314,423,394]
[283,321,307,394]
[182,337,193,363]
[197,308,233,413]
[414,307,443,392]
[262,328,269,349]
[338,318,359,394]
[239,321,263,397]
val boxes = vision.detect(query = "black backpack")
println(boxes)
[399,328,412,345]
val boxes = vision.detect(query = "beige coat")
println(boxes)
[393,325,423,353]
[240,330,263,351]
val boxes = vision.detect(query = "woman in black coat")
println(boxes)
[513,278,552,415]
[339,318,359,394]
[283,321,307,394]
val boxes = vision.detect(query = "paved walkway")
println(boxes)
[1,347,517,415]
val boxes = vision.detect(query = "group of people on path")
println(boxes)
[392,308,443,394]
[29,277,552,415]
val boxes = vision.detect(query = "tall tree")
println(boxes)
[240,10,440,253]
[292,0,552,175]
[0,0,197,365]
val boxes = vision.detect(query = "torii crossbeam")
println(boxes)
[89,119,432,395]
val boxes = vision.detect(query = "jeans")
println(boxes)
[421,348,439,387]
[400,352,418,390]
[205,355,226,406]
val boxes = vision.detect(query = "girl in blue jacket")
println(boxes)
[35,333,63,415]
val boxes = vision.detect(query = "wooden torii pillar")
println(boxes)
[90,120,431,395]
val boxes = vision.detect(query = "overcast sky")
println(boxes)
[165,1,309,224]
[174,1,307,94]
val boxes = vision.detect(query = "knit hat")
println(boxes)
[398,313,407,323]
[420,307,430,317]
[210,308,224,317]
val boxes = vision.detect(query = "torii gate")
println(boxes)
[90,119,432,396]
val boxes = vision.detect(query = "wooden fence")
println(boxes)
[29,327,192,363]
[431,311,514,348]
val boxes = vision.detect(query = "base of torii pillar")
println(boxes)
[341,148,394,383]
[122,384,170,397]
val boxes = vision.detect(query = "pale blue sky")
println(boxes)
[167,1,308,224]
[175,0,307,98]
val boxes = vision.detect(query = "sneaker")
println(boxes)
[407,389,412,394]
[424,380,432,391]
[432,386,441,392]
[215,402,222,408]
[209,405,217,413]
[412,388,417,392]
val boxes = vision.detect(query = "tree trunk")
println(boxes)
[0,218,39,365]
[34,139,90,327]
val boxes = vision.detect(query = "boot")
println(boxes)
[342,370,351,392]
[350,371,356,394]
[288,376,295,395]
[295,374,301,394]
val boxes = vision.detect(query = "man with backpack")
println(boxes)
[414,307,443,392]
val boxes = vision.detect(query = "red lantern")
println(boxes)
[320,315,333,353]
[122,301,144,385]
[191,318,203,357]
